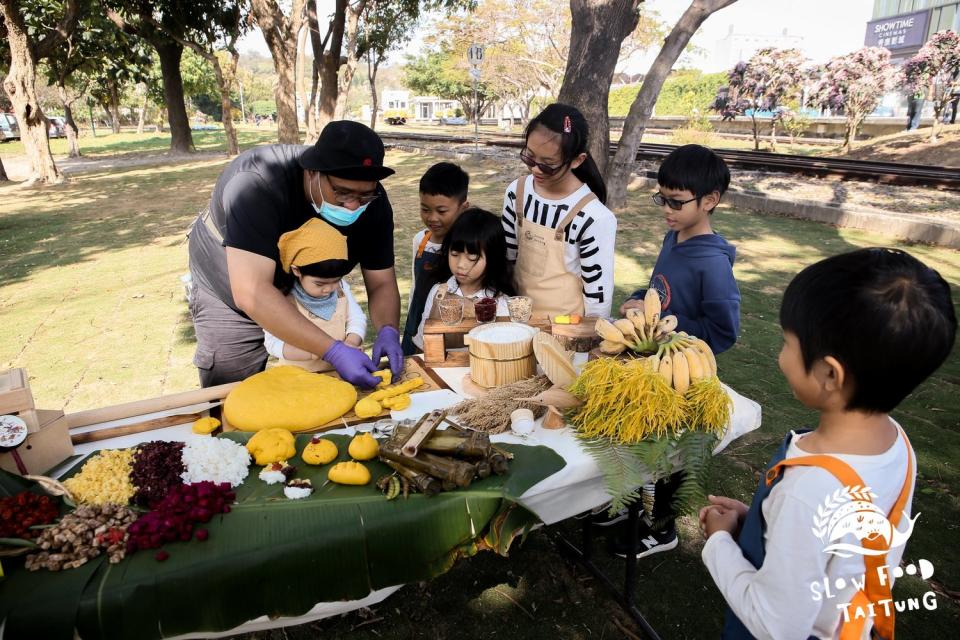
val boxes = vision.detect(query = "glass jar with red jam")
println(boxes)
[474,297,498,323]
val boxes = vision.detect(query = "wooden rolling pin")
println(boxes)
[71,412,205,445]
[65,382,237,429]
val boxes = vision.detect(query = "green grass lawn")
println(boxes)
[1,132,957,638]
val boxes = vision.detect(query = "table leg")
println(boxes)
[552,511,663,640]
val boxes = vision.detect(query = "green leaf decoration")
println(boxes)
[578,431,717,517]
[0,434,565,640]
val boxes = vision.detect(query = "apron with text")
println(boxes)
[402,231,446,355]
[278,290,348,373]
[723,428,914,640]
[513,176,595,318]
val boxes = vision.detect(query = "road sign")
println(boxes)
[467,44,485,67]
[469,67,481,81]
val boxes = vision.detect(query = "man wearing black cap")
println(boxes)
[187,121,403,388]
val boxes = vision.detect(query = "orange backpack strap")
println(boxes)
[765,429,913,640]
[416,231,432,259]
[514,176,527,228]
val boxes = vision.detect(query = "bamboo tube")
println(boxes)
[383,460,441,496]
[392,425,492,459]
[380,443,476,488]
[476,460,492,479]
[488,452,510,476]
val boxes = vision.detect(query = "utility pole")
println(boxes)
[467,43,484,153]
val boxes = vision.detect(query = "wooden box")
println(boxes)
[0,368,34,415]
[0,409,74,476]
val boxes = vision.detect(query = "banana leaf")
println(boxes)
[0,433,564,640]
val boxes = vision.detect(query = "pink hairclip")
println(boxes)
[563,116,572,134]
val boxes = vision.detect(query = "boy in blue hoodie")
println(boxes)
[606,144,740,558]
[620,144,739,353]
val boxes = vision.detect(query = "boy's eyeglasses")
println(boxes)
[520,151,565,176]
[652,192,699,210]
[323,175,380,205]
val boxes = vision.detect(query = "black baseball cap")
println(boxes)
[299,120,395,181]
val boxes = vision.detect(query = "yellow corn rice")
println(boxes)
[63,449,137,505]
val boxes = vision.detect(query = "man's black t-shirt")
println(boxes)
[188,144,394,310]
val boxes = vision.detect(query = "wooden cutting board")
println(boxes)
[221,356,451,433]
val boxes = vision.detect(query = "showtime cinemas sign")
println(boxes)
[864,9,930,50]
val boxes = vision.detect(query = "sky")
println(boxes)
[237,0,878,74]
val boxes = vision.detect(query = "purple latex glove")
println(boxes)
[371,326,405,377]
[323,341,379,388]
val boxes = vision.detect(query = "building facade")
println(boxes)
[867,0,959,62]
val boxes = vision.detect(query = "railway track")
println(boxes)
[380,130,960,190]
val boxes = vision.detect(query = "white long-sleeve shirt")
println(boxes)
[412,276,510,349]
[702,427,915,640]
[263,279,367,358]
[501,175,617,318]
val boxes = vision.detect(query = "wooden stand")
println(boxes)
[423,315,552,367]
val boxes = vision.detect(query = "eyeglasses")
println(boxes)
[322,175,380,205]
[652,192,699,210]
[520,150,566,176]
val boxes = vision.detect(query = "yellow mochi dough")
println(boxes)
[224,365,358,432]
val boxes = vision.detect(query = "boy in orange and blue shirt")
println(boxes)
[402,162,470,354]
[701,248,955,638]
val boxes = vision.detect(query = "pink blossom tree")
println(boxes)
[713,47,806,151]
[809,47,896,153]
[902,30,960,143]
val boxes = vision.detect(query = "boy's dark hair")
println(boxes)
[657,144,731,211]
[419,162,469,202]
[780,247,956,413]
[434,208,516,297]
[525,103,607,204]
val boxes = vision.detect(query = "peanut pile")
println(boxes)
[25,504,137,571]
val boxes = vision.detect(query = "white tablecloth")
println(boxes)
[59,364,761,639]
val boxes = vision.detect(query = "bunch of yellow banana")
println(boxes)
[594,289,718,394]
[596,289,673,355]
[648,334,717,394]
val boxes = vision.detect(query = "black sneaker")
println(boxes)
[574,505,629,527]
[610,519,678,559]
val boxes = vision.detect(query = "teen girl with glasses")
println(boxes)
[501,103,618,320]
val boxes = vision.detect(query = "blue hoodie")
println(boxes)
[630,231,740,354]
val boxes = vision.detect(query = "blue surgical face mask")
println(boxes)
[310,174,369,226]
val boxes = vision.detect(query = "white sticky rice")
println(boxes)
[284,480,313,500]
[180,436,251,487]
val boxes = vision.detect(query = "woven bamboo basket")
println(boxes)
[464,323,538,388]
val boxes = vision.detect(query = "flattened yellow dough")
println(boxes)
[224,366,358,432]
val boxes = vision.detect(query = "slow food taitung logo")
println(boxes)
[811,485,919,557]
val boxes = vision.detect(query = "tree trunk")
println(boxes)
[317,0,348,130]
[333,0,366,120]
[57,81,82,158]
[0,0,63,184]
[155,40,195,153]
[109,80,121,134]
[367,50,380,130]
[556,0,642,177]
[251,0,304,144]
[751,113,759,150]
[306,0,324,141]
[769,120,777,152]
[297,24,308,128]
[212,53,240,156]
[156,108,166,133]
[0,156,7,181]
[603,0,739,208]
[136,89,147,134]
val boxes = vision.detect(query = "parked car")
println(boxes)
[0,113,20,142]
[440,116,467,125]
[47,116,67,138]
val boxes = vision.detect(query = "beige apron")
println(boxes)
[279,290,348,372]
[514,176,596,317]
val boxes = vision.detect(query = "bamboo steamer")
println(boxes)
[464,323,538,388]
